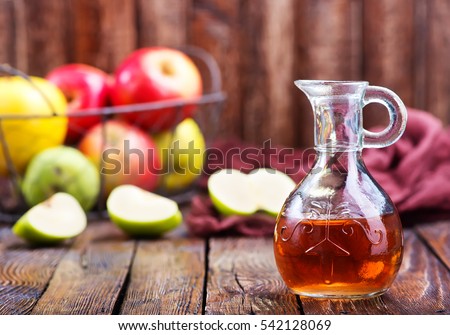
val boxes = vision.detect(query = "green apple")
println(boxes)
[21,146,100,211]
[12,192,87,244]
[208,168,296,217]
[107,184,182,236]
[248,168,297,216]
[154,118,205,192]
[208,169,259,216]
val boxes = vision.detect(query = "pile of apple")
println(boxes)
[47,46,205,197]
[0,47,207,244]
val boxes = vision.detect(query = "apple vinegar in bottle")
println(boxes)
[274,80,407,298]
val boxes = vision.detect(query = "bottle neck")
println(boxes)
[312,97,364,152]
[311,150,364,177]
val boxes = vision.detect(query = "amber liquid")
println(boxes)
[274,213,403,298]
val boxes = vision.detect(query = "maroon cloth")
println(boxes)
[186,108,450,236]
[187,196,275,237]
[364,108,450,213]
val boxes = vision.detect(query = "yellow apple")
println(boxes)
[154,118,205,192]
[0,76,68,175]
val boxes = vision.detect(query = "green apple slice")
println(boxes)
[107,185,182,236]
[12,193,87,244]
[248,168,296,216]
[208,168,296,217]
[208,169,259,216]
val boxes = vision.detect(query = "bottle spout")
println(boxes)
[295,80,369,151]
[294,80,368,98]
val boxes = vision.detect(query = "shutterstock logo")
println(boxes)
[101,139,202,175]
[99,139,347,177]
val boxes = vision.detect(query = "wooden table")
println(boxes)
[0,218,448,315]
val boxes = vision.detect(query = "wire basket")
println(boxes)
[0,46,226,223]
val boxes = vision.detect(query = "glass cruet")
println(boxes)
[274,80,408,299]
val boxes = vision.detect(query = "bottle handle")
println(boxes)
[362,86,408,148]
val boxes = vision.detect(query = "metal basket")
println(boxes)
[0,46,226,223]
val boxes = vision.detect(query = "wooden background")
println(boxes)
[0,0,449,147]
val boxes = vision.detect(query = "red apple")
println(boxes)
[46,64,110,143]
[110,47,202,131]
[78,120,160,197]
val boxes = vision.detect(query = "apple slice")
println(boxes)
[208,169,259,216]
[248,168,296,216]
[12,193,87,244]
[208,168,296,217]
[107,185,182,236]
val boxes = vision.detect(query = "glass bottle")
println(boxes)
[274,80,407,299]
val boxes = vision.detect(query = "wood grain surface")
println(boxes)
[238,0,296,146]
[1,0,449,147]
[20,0,69,75]
[427,0,450,124]
[0,0,16,67]
[205,237,300,315]
[31,222,134,315]
[362,0,415,130]
[295,0,362,147]
[416,221,450,270]
[190,0,243,140]
[70,0,137,71]
[413,0,428,110]
[382,231,450,314]
[363,0,415,105]
[119,238,205,315]
[137,0,191,47]
[0,221,449,315]
[0,227,66,315]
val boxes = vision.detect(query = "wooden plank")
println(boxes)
[136,0,191,47]
[295,0,362,147]
[413,0,428,110]
[0,226,67,315]
[296,0,362,80]
[19,0,69,75]
[31,222,134,315]
[71,0,137,72]
[206,237,300,315]
[0,0,30,71]
[119,238,205,315]
[302,295,391,315]
[427,0,450,124]
[263,0,297,146]
[190,0,242,140]
[0,0,16,66]
[301,230,450,314]
[416,221,450,270]
[382,230,449,314]
[240,0,296,146]
[363,0,415,128]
